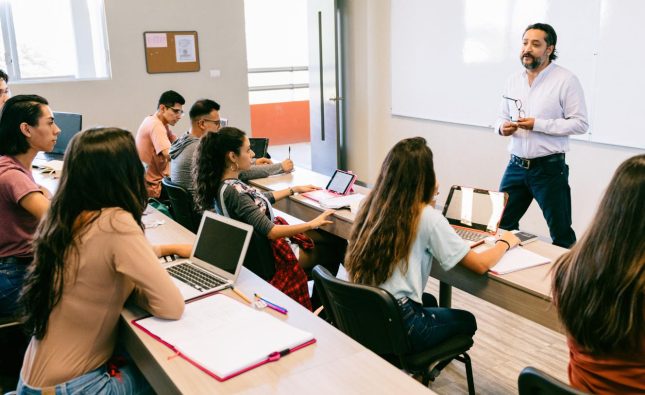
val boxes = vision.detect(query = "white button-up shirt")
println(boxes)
[494,63,589,159]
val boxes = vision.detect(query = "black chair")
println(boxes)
[161,178,200,233]
[518,367,588,395]
[312,265,475,393]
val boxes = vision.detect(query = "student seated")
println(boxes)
[0,95,60,317]
[135,90,185,199]
[344,137,520,352]
[193,127,333,308]
[552,154,645,394]
[18,127,189,393]
[169,99,293,194]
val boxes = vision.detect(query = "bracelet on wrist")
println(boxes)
[289,187,295,196]
[495,239,511,252]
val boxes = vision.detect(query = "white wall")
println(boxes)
[11,0,251,135]
[343,0,644,238]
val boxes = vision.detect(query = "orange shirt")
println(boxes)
[568,338,645,394]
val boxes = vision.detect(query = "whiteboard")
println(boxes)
[391,0,645,149]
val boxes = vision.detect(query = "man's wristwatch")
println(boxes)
[289,187,295,196]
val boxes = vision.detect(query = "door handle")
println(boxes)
[329,97,344,102]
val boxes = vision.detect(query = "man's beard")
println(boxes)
[521,54,542,70]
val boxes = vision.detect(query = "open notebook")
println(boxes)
[132,294,315,381]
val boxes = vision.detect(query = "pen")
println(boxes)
[254,293,288,314]
[232,287,252,304]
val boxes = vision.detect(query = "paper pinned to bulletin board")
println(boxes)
[143,31,200,73]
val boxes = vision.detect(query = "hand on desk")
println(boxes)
[293,184,321,193]
[154,243,193,258]
[281,159,294,173]
[498,231,521,250]
[309,209,335,230]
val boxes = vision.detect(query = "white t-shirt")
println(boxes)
[379,205,470,304]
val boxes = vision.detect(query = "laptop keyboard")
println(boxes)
[455,228,488,242]
[167,263,226,291]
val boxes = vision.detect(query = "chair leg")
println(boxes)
[455,353,475,395]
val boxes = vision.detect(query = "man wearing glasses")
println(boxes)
[0,69,10,110]
[169,99,293,193]
[136,90,185,198]
[494,23,588,248]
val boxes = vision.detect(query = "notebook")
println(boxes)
[132,293,316,381]
[34,112,82,163]
[302,169,357,202]
[442,185,508,248]
[161,211,253,301]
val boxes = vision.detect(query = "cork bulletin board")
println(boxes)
[143,31,200,74]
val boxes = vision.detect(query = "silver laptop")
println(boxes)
[161,211,253,301]
[442,185,508,248]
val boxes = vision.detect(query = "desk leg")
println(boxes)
[439,281,452,308]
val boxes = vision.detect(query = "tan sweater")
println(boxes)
[21,207,184,387]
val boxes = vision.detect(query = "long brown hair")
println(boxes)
[552,154,645,355]
[20,128,148,339]
[192,127,245,212]
[345,137,436,286]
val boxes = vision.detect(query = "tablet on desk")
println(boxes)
[302,169,357,202]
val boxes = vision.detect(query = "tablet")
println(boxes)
[325,170,356,195]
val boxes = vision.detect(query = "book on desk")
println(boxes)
[132,293,315,381]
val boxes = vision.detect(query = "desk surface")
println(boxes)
[250,167,567,332]
[123,209,431,395]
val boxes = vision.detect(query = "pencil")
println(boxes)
[232,287,252,304]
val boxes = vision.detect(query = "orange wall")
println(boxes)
[250,100,310,145]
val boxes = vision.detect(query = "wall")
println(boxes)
[11,0,251,135]
[342,0,643,238]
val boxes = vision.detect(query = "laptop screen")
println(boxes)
[442,186,507,232]
[193,215,250,275]
[50,112,82,155]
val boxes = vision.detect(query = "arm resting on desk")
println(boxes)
[459,231,520,274]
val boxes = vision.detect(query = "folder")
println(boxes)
[132,293,315,381]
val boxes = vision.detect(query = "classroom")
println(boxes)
[0,1,643,394]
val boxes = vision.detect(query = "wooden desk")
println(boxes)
[122,209,431,395]
[250,167,567,333]
[249,168,368,239]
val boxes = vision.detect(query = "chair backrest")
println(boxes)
[161,178,200,233]
[518,367,588,395]
[311,265,410,355]
[214,187,276,281]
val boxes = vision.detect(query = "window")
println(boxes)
[0,0,110,82]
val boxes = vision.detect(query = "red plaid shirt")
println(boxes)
[269,216,313,311]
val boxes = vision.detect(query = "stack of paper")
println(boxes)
[489,247,550,275]
[320,193,366,212]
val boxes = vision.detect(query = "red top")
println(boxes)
[568,337,645,394]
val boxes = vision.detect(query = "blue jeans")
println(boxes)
[17,362,153,395]
[499,155,576,248]
[399,296,477,353]
[0,257,30,316]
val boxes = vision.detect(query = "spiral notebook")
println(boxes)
[132,293,315,381]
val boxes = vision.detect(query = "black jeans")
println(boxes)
[499,154,576,248]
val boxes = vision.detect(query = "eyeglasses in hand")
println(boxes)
[502,95,525,121]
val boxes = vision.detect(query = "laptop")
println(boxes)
[249,137,270,158]
[442,185,508,248]
[34,112,83,164]
[302,169,357,202]
[160,211,253,301]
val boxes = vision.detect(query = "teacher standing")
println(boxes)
[495,23,588,248]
